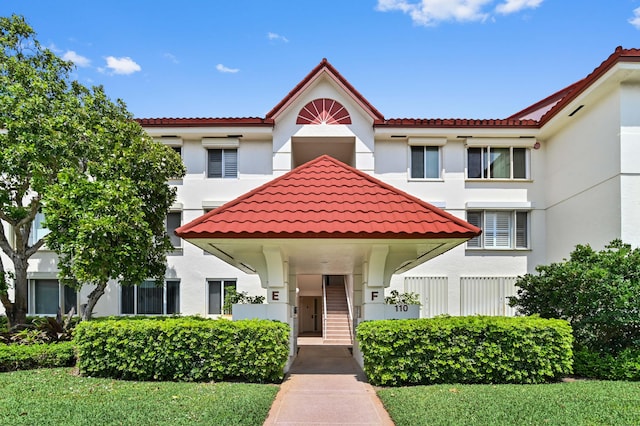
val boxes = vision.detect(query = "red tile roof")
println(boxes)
[506,80,584,121]
[536,47,640,125]
[266,58,386,123]
[375,118,539,128]
[136,48,640,130]
[176,155,481,240]
[135,117,274,127]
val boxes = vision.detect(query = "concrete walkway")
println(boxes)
[264,344,395,425]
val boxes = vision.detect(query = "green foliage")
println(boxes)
[574,347,640,380]
[0,342,75,371]
[508,240,640,354]
[385,289,421,305]
[74,317,289,383]
[356,316,573,386]
[0,14,185,326]
[378,380,640,426]
[223,286,266,314]
[0,368,278,426]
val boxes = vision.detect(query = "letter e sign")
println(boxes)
[272,290,279,301]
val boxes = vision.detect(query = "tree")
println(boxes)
[0,15,184,326]
[43,85,184,321]
[508,240,640,353]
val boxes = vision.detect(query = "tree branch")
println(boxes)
[0,221,14,258]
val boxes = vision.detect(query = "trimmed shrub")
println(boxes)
[74,317,289,383]
[574,347,640,380]
[357,316,573,386]
[508,240,640,354]
[0,342,76,371]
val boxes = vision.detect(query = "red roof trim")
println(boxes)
[176,155,481,239]
[136,49,640,131]
[375,118,539,128]
[177,231,476,239]
[537,47,640,125]
[506,80,584,121]
[135,117,274,127]
[265,58,385,122]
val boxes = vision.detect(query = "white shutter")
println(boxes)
[484,211,512,248]
[223,149,238,178]
[466,211,482,248]
[405,276,448,318]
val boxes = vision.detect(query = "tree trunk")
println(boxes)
[6,256,29,329]
[81,281,107,321]
[0,294,17,330]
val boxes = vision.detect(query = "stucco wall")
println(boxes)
[544,87,622,261]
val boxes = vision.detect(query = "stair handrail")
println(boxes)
[343,276,354,344]
[322,277,327,342]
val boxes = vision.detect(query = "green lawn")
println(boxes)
[0,368,279,425]
[377,380,640,426]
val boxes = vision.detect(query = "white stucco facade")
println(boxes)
[2,49,640,332]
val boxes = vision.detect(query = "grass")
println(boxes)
[0,368,279,425]
[377,380,640,426]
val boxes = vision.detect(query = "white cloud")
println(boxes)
[163,53,179,64]
[216,63,239,74]
[629,7,640,29]
[268,32,289,43]
[104,56,141,75]
[62,50,91,67]
[376,0,543,25]
[495,0,543,15]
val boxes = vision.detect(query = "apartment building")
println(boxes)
[10,48,640,351]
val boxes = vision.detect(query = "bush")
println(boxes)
[0,342,76,371]
[508,240,640,353]
[356,316,573,386]
[74,317,289,383]
[574,347,640,380]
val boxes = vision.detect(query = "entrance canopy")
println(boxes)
[176,155,480,285]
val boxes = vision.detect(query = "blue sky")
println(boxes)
[2,1,640,120]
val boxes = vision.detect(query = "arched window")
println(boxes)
[296,98,351,125]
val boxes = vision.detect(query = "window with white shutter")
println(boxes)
[467,210,529,250]
[207,149,237,178]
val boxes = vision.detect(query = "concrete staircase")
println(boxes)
[323,280,353,345]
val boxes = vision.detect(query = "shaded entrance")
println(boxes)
[175,155,481,369]
[297,275,353,345]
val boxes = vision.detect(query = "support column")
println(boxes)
[262,246,290,323]
[361,245,389,321]
[262,246,296,370]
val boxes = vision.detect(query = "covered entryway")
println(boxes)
[175,155,480,368]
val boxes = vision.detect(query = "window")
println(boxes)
[467,210,529,249]
[166,212,182,248]
[29,211,50,246]
[32,279,77,315]
[121,280,180,315]
[467,147,528,179]
[207,149,237,178]
[410,146,440,179]
[208,279,236,315]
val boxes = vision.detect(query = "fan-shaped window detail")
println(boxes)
[296,98,352,125]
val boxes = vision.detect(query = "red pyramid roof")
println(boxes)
[176,155,481,240]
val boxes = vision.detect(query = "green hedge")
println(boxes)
[574,347,640,380]
[74,317,289,383]
[357,316,573,386]
[0,342,76,371]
